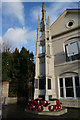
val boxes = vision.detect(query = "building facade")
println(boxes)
[34,3,80,107]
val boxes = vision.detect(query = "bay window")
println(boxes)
[59,74,80,98]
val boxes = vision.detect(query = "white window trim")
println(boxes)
[58,77,60,98]
[59,74,80,99]
[63,77,66,99]
[66,20,74,29]
[73,75,76,99]
[63,38,80,62]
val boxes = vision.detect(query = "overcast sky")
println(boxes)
[0,0,79,55]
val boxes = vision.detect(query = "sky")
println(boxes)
[0,0,79,57]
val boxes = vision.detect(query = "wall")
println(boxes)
[50,12,80,107]
[52,30,79,65]
[8,97,17,104]
[2,81,9,104]
[60,99,80,108]
[49,99,80,108]
[50,11,79,36]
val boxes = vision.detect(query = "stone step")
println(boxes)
[25,108,67,116]
[38,108,67,116]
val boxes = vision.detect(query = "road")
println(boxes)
[2,104,80,120]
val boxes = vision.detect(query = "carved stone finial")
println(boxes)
[42,2,45,10]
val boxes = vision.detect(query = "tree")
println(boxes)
[2,52,12,81]
[9,48,20,97]
[2,47,35,100]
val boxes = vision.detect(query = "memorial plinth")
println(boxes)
[25,108,67,116]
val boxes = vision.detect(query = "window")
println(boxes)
[48,79,51,89]
[75,76,80,97]
[35,79,38,89]
[59,74,80,98]
[40,45,42,54]
[68,22,73,27]
[39,79,45,89]
[65,41,79,62]
[40,31,42,37]
[65,77,74,97]
[59,78,64,97]
[66,20,74,28]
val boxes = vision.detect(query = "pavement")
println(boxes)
[1,104,80,120]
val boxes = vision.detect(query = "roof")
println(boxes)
[50,9,80,29]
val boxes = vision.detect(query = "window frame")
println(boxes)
[65,77,74,98]
[35,79,38,89]
[59,78,64,97]
[59,74,80,99]
[64,39,80,62]
[40,45,43,54]
[48,79,51,89]
[39,78,45,90]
